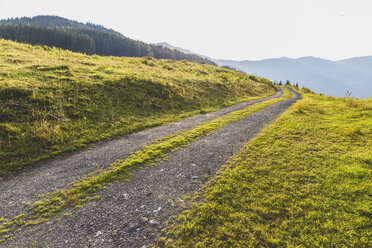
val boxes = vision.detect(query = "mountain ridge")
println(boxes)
[214,56,372,98]
[155,42,194,55]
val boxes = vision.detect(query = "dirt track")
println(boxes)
[0,88,301,247]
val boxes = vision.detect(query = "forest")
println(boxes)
[0,16,215,64]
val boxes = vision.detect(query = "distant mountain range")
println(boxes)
[215,57,372,98]
[158,43,372,98]
[0,16,215,65]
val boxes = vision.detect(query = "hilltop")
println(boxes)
[0,39,275,176]
[0,15,120,35]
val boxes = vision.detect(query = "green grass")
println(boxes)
[160,88,372,247]
[0,87,291,243]
[0,39,276,176]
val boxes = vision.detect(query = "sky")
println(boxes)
[0,0,371,61]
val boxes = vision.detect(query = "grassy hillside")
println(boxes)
[0,39,275,176]
[161,88,372,247]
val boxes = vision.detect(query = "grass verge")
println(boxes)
[159,88,371,247]
[0,87,292,243]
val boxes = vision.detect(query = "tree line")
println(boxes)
[0,16,215,65]
[0,24,96,54]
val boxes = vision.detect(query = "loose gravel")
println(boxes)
[1,88,301,248]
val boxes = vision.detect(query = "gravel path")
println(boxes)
[1,88,301,248]
[0,90,281,219]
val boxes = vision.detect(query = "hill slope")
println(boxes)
[0,16,215,65]
[0,39,275,176]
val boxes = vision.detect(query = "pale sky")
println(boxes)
[0,0,371,61]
